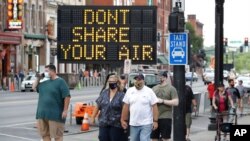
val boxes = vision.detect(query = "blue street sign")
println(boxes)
[169,32,188,65]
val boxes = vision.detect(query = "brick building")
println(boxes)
[0,0,22,83]
[187,14,204,37]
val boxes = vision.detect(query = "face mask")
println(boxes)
[44,72,50,78]
[109,83,118,90]
[134,81,144,90]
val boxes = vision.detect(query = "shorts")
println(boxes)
[37,119,65,138]
[151,118,172,139]
[185,113,192,128]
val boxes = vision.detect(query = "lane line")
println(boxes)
[7,126,37,131]
[0,121,35,128]
[0,132,36,141]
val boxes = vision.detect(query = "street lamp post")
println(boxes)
[208,0,225,131]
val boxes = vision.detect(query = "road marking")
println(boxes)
[0,132,36,141]
[0,121,35,128]
[7,126,37,131]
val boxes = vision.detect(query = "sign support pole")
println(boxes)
[169,5,186,141]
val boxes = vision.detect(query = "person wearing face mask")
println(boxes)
[36,64,71,141]
[121,73,159,141]
[150,71,178,141]
[91,74,127,141]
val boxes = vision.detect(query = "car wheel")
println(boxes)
[21,90,25,92]
[76,117,83,125]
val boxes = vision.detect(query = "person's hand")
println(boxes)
[157,98,164,104]
[214,106,218,110]
[62,110,68,119]
[152,122,158,130]
[90,117,95,125]
[121,120,128,130]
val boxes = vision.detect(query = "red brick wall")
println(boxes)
[89,0,113,5]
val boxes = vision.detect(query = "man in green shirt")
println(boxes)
[151,71,179,141]
[36,64,71,141]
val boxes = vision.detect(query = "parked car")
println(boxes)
[235,76,250,93]
[185,72,198,82]
[21,75,37,92]
[128,72,159,88]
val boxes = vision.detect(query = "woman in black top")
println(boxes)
[91,74,127,141]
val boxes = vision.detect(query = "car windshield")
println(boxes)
[145,75,157,85]
[25,75,36,81]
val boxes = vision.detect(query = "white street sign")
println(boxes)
[123,59,131,74]
[172,0,185,12]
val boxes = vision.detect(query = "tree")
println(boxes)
[186,22,204,53]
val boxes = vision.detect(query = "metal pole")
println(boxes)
[173,11,186,141]
[214,0,224,88]
[208,0,225,131]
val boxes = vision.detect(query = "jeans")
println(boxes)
[99,126,127,141]
[130,124,152,141]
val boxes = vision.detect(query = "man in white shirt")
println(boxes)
[121,73,159,141]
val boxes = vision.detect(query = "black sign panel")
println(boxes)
[57,6,157,64]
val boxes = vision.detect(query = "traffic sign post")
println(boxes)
[169,32,188,65]
[172,0,185,12]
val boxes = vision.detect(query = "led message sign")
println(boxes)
[57,6,157,64]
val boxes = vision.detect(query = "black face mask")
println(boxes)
[109,83,118,90]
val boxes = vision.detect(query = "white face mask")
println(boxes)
[44,72,50,78]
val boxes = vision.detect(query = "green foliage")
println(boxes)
[186,22,204,53]
[234,53,250,73]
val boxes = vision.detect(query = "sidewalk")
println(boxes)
[190,115,250,141]
[63,115,250,141]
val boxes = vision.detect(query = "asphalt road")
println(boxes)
[0,79,209,141]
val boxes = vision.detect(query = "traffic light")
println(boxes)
[244,38,248,46]
[224,38,228,46]
[168,12,185,32]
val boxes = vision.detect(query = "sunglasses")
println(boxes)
[120,76,126,80]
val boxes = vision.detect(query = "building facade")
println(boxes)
[0,0,22,86]
[187,14,204,37]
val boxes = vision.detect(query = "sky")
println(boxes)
[185,0,250,47]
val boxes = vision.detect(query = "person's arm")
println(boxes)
[212,95,217,110]
[162,98,179,106]
[62,96,71,119]
[152,104,158,130]
[228,95,235,108]
[90,105,99,124]
[159,87,179,106]
[121,103,129,129]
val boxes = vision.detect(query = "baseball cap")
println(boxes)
[134,73,144,80]
[159,71,168,78]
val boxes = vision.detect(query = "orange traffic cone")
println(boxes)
[10,82,15,92]
[81,113,90,131]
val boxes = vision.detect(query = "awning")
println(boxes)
[157,55,168,65]
[0,32,22,44]
[24,33,46,40]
